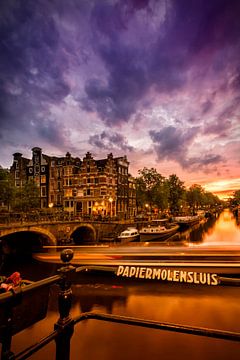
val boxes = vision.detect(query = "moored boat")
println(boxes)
[117,227,140,243]
[139,219,179,242]
[174,215,200,229]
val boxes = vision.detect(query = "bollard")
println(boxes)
[54,249,76,360]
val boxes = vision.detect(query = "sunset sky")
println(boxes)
[0,0,239,198]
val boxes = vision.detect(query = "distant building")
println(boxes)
[9,148,136,218]
[10,152,29,188]
[27,147,50,208]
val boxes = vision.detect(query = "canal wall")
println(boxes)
[0,220,145,249]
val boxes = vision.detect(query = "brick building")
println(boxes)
[10,148,136,219]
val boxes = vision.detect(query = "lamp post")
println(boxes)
[109,197,113,218]
[145,203,150,220]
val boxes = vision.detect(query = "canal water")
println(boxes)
[3,209,240,359]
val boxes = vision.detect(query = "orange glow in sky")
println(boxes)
[204,179,240,199]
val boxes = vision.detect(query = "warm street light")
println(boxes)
[109,197,113,217]
[49,203,53,208]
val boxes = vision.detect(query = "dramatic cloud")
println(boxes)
[89,131,134,152]
[0,0,239,193]
[149,124,225,172]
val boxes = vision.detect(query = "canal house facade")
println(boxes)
[10,147,136,219]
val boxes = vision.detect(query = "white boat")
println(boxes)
[117,228,140,243]
[139,220,179,242]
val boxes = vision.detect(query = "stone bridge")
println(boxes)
[0,220,136,255]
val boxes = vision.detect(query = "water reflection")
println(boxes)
[7,209,240,359]
[12,273,240,360]
[200,209,240,245]
[167,209,240,246]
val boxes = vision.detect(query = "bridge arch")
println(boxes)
[70,224,97,244]
[0,227,57,258]
[0,227,56,246]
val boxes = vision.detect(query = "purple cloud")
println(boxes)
[0,0,239,185]
[150,126,223,170]
[89,131,134,152]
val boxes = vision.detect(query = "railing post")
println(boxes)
[54,249,75,360]
[1,304,15,360]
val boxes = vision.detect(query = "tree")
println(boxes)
[202,191,221,208]
[0,167,14,211]
[135,167,168,213]
[186,184,205,214]
[12,180,40,212]
[230,190,240,206]
[152,179,169,212]
[167,174,185,215]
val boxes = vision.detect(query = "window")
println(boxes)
[41,175,46,183]
[41,166,45,172]
[87,201,92,214]
[29,168,33,174]
[65,189,72,197]
[41,186,46,197]
[72,188,77,197]
[87,189,91,195]
[95,178,98,184]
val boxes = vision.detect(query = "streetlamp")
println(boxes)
[109,197,113,218]
[145,203,150,220]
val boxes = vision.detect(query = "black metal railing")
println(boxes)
[1,249,240,360]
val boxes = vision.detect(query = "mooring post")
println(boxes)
[54,249,75,360]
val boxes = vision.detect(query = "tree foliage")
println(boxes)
[136,167,168,212]
[186,184,204,213]
[0,167,14,210]
[12,180,40,212]
[230,190,240,206]
[167,174,185,214]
